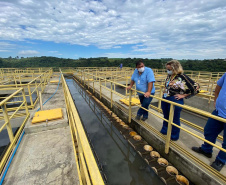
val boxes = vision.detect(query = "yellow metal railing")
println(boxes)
[61,71,105,185]
[0,69,52,114]
[73,70,226,160]
[70,67,223,104]
[0,68,52,86]
[0,88,30,174]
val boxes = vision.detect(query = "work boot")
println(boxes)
[192,147,212,158]
[211,160,224,171]
[135,115,141,120]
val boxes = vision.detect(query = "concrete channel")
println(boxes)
[72,74,226,185]
[66,77,166,185]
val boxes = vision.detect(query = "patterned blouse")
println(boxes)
[164,74,200,99]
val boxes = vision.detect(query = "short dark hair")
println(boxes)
[136,60,144,67]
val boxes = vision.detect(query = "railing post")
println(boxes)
[93,81,95,93]
[165,104,175,154]
[208,80,215,104]
[39,91,43,110]
[128,89,132,123]
[27,84,34,108]
[44,73,48,85]
[14,76,18,88]
[19,75,22,85]
[105,74,106,87]
[40,76,43,92]
[158,85,163,111]
[110,82,113,108]
[22,88,29,116]
[99,78,102,99]
[207,74,212,92]
[83,72,85,86]
[126,77,128,96]
[1,104,14,142]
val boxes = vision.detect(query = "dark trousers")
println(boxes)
[160,96,184,140]
[201,109,226,164]
[137,93,154,119]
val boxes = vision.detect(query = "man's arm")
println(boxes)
[214,85,222,107]
[126,80,135,90]
[144,82,153,97]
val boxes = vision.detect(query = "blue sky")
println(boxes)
[0,0,226,59]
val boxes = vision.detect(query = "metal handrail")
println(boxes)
[0,70,52,120]
[0,88,30,174]
[61,71,105,185]
[75,70,226,156]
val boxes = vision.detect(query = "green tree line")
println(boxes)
[0,56,226,72]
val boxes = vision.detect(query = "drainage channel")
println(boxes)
[66,77,165,185]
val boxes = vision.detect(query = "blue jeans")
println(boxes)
[160,96,184,140]
[201,109,226,164]
[137,93,155,119]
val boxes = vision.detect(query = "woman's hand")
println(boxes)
[174,94,186,100]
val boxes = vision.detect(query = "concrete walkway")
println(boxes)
[3,75,79,185]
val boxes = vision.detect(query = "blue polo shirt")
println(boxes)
[131,67,155,95]
[216,73,226,118]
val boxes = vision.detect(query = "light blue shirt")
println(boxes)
[216,73,226,118]
[131,67,155,95]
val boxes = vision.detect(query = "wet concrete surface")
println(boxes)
[3,75,79,185]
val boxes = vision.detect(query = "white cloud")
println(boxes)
[0,42,15,49]
[113,46,121,49]
[18,50,39,55]
[0,0,226,59]
[0,50,10,52]
[48,51,58,53]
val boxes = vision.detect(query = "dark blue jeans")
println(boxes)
[201,109,226,164]
[137,93,155,119]
[160,96,184,140]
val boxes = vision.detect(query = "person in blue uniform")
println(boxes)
[119,63,123,70]
[126,60,155,121]
[192,73,226,171]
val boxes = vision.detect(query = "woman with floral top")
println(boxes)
[160,60,199,141]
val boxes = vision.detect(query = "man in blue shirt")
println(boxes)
[119,63,123,70]
[127,60,155,121]
[192,73,226,171]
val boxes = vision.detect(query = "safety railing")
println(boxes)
[0,69,52,116]
[73,70,226,172]
[68,67,224,107]
[0,68,52,86]
[72,68,218,106]
[61,71,105,185]
[0,88,30,174]
[72,67,224,103]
